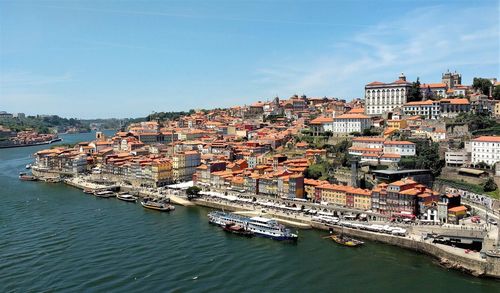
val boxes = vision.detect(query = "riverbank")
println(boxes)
[0,137,62,149]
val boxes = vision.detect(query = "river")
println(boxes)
[0,131,498,292]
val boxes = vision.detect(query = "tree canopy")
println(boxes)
[493,85,500,100]
[407,77,423,102]
[399,139,444,177]
[472,77,493,96]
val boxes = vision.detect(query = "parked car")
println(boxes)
[487,218,497,225]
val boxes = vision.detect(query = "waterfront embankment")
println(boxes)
[63,177,195,207]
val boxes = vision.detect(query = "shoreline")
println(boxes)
[0,138,63,149]
[34,176,500,279]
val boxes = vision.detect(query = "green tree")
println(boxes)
[407,77,423,102]
[186,186,201,197]
[472,78,493,96]
[493,85,500,100]
[399,157,416,169]
[483,178,498,192]
[303,165,323,179]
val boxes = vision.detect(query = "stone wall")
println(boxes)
[312,222,499,278]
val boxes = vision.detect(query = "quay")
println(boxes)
[63,177,195,207]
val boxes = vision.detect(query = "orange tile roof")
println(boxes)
[448,205,467,213]
[348,108,365,114]
[384,140,414,145]
[366,81,385,86]
[420,83,447,88]
[440,98,469,105]
[353,137,385,142]
[404,100,435,106]
[472,136,500,142]
[334,113,370,119]
[310,116,334,124]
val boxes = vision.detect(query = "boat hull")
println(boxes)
[141,201,175,212]
[117,196,137,202]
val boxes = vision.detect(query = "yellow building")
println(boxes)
[316,184,347,206]
[152,159,173,186]
[494,102,500,118]
[386,119,407,130]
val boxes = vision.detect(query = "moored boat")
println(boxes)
[83,189,94,194]
[117,193,138,202]
[18,172,36,181]
[25,164,32,169]
[140,198,175,212]
[94,190,116,198]
[207,211,298,241]
[330,234,364,247]
[222,222,254,237]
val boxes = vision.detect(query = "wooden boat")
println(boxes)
[330,234,364,247]
[222,222,254,237]
[117,193,138,202]
[94,190,116,198]
[140,199,175,212]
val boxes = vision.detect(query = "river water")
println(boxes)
[0,132,498,292]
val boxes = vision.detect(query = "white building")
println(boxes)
[365,73,412,116]
[332,113,372,134]
[471,136,500,167]
[402,100,441,119]
[445,151,470,167]
[420,83,448,98]
[351,137,386,149]
[309,116,334,136]
[383,141,416,156]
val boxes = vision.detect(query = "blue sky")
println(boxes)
[0,0,498,118]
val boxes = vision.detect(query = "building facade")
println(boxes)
[365,73,412,116]
[471,136,500,167]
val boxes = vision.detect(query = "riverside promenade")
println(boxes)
[64,177,195,206]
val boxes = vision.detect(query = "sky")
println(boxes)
[0,0,499,119]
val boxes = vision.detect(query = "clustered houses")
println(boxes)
[30,70,500,221]
[402,98,471,119]
[443,135,500,168]
[33,148,90,175]
[194,155,308,199]
[2,130,58,146]
[348,137,416,164]
[371,179,440,219]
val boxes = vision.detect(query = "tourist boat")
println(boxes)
[94,190,116,198]
[18,172,36,181]
[207,211,298,241]
[330,234,364,247]
[117,193,138,202]
[247,217,298,241]
[222,222,254,237]
[140,199,175,212]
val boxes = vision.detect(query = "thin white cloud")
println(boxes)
[0,71,73,87]
[27,3,373,28]
[254,5,500,99]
